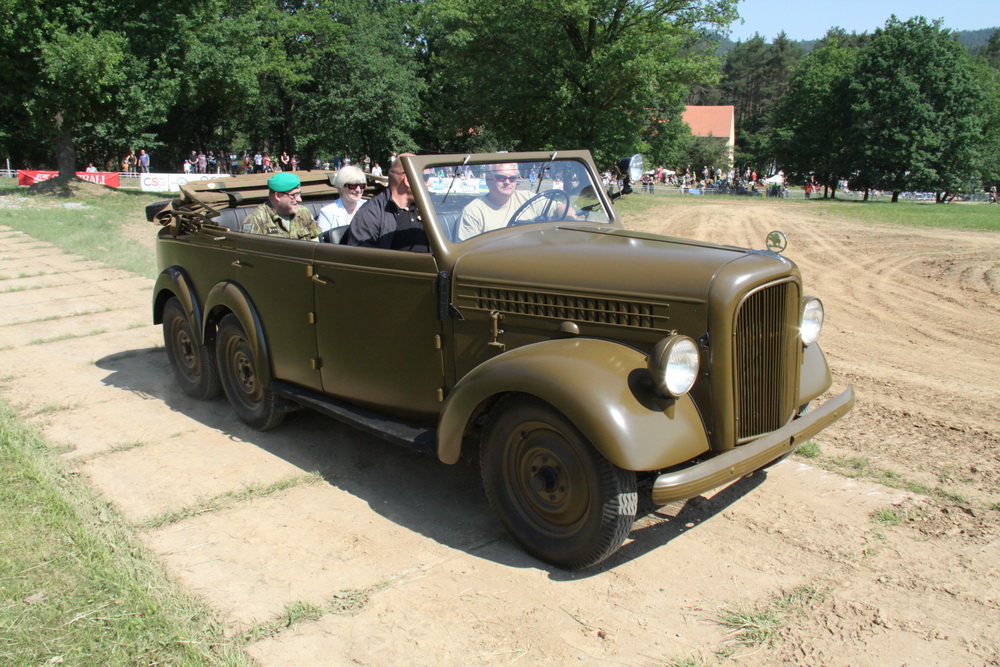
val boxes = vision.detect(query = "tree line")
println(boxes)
[2,2,998,199]
[693,19,1000,200]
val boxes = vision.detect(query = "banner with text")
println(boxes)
[17,170,120,188]
[140,172,231,193]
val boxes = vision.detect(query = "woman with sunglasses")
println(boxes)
[317,165,368,235]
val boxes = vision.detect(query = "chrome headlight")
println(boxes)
[800,297,824,346]
[648,335,700,397]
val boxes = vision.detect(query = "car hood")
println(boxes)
[450,224,797,304]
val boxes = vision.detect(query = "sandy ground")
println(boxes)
[0,194,998,665]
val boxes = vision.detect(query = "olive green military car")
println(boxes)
[151,150,854,569]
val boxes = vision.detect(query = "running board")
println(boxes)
[272,381,437,453]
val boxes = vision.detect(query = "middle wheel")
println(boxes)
[216,313,285,430]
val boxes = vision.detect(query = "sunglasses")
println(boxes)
[344,183,365,190]
[491,174,518,183]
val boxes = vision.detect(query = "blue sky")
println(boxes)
[728,0,998,41]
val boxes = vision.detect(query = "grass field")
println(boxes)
[0,184,162,278]
[0,400,251,665]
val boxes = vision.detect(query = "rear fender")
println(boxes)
[152,267,201,337]
[203,281,272,387]
[437,338,711,470]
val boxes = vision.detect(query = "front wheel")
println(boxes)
[480,396,636,569]
[162,297,220,400]
[216,314,285,430]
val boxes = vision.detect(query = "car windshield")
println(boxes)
[421,158,611,243]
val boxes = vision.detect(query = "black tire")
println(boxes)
[480,396,637,569]
[162,297,220,400]
[216,313,285,430]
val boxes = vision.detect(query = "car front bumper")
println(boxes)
[651,387,856,505]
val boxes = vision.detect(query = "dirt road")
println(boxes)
[1,196,997,665]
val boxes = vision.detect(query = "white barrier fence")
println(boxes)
[137,172,231,193]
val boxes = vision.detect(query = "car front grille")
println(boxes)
[473,287,668,330]
[733,280,799,442]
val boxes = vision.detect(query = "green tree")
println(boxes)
[973,28,1000,71]
[0,0,214,174]
[418,0,737,166]
[848,16,992,202]
[771,39,857,196]
[701,32,802,173]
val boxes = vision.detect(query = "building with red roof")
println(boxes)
[681,105,735,170]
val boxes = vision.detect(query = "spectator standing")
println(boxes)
[371,162,383,177]
[263,153,272,172]
[197,151,207,174]
[126,150,137,173]
[254,151,263,173]
[138,149,150,173]
[280,151,291,171]
[291,154,299,170]
[85,163,98,173]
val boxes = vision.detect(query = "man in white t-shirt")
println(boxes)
[455,163,538,241]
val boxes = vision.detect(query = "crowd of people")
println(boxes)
[107,148,386,178]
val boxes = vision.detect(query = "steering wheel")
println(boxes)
[508,189,572,227]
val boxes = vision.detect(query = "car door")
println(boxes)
[233,233,322,391]
[311,243,444,423]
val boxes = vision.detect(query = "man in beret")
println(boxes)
[242,172,320,240]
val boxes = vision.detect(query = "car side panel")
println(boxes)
[312,244,444,423]
[233,234,322,391]
[154,229,236,327]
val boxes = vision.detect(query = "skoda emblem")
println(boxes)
[766,230,788,254]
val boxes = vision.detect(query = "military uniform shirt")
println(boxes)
[242,201,320,240]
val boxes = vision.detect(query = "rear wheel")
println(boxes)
[480,396,636,569]
[162,297,220,400]
[216,314,285,430]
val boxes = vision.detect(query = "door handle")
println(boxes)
[311,274,328,285]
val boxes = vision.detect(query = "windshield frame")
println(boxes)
[402,150,620,268]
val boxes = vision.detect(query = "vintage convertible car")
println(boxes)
[150,150,854,569]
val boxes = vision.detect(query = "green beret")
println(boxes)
[267,172,300,192]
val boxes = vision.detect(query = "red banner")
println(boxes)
[17,170,121,188]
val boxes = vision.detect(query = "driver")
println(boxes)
[455,163,545,241]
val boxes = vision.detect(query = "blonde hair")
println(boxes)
[333,165,367,190]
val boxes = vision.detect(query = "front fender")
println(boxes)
[152,267,201,335]
[203,281,272,387]
[800,342,833,405]
[437,338,711,470]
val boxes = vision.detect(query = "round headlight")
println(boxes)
[648,335,700,398]
[800,297,824,345]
